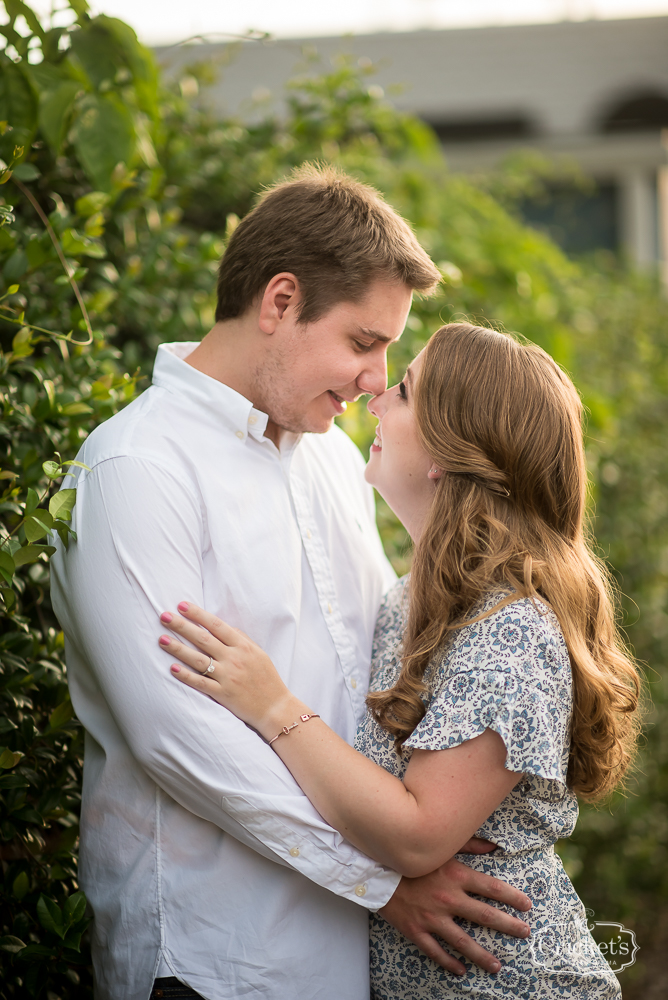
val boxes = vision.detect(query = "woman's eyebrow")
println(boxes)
[405,367,414,388]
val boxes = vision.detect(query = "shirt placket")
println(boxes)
[287,464,366,717]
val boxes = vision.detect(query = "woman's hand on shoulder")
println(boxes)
[158,602,292,734]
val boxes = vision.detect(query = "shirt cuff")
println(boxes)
[222,793,402,910]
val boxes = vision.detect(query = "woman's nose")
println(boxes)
[367,390,387,418]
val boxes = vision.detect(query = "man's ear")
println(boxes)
[258,273,300,334]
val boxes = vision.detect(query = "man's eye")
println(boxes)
[353,340,374,352]
[399,381,407,400]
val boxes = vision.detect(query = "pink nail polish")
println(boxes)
[171,664,181,673]
[177,602,189,613]
[159,635,171,646]
[491,962,500,973]
[160,612,173,623]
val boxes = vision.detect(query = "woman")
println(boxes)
[157,323,640,998]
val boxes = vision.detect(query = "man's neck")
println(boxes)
[185,321,284,447]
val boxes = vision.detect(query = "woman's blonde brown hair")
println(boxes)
[367,323,641,801]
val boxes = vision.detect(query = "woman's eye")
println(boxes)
[398,381,407,400]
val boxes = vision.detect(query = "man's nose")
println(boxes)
[357,353,388,398]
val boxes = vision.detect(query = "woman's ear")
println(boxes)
[427,466,442,480]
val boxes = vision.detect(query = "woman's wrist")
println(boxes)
[259,695,314,744]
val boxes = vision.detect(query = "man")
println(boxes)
[52,165,531,1000]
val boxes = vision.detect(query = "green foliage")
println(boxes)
[0,2,665,995]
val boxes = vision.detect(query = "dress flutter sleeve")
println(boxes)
[403,595,573,796]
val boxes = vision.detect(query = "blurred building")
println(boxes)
[157,16,668,269]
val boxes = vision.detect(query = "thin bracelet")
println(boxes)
[268,713,320,746]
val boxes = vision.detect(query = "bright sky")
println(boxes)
[29,0,668,46]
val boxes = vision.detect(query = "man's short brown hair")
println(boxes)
[215,163,441,324]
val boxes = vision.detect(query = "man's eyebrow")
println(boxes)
[356,326,394,344]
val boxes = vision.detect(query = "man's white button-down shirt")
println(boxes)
[51,343,400,1000]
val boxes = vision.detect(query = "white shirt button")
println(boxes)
[235,430,244,440]
[327,603,333,614]
[350,678,357,689]
[248,414,257,425]
[289,846,300,857]
[306,529,312,540]
[354,884,367,898]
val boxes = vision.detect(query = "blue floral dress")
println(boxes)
[355,579,620,1000]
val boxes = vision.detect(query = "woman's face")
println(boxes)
[364,350,437,540]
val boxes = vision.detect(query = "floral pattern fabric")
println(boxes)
[355,579,620,999]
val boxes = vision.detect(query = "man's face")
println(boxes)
[256,279,413,436]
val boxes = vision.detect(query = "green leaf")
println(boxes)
[56,522,71,550]
[24,516,49,542]
[0,747,23,768]
[63,928,83,951]
[71,92,135,192]
[0,549,15,583]
[12,871,29,900]
[37,895,65,938]
[42,460,62,479]
[49,698,74,730]
[60,401,94,415]
[70,0,90,16]
[11,161,39,181]
[49,488,77,521]
[13,806,43,825]
[3,250,28,283]
[32,508,54,529]
[0,935,26,953]
[0,587,16,611]
[0,227,15,252]
[16,942,56,961]
[11,324,32,357]
[0,61,38,140]
[38,79,80,153]
[13,543,56,566]
[0,773,29,788]
[61,459,92,471]
[25,487,39,515]
[64,890,87,927]
[75,190,110,216]
[4,0,46,41]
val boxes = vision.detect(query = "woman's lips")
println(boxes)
[370,430,382,453]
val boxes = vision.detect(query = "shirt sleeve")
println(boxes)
[50,455,400,910]
[404,598,572,795]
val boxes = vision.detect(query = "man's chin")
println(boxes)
[273,412,335,436]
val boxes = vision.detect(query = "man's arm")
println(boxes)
[51,456,399,907]
[52,455,531,973]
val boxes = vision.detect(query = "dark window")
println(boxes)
[520,182,618,256]
[602,92,668,133]
[425,116,535,143]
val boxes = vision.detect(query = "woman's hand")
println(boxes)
[158,602,296,735]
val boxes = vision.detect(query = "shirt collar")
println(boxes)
[151,342,270,444]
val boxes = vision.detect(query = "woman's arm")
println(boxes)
[159,603,521,878]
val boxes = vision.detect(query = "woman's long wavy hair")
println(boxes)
[367,323,641,801]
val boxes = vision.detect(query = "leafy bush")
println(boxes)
[0,2,666,996]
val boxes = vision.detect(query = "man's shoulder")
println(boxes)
[77,384,174,469]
